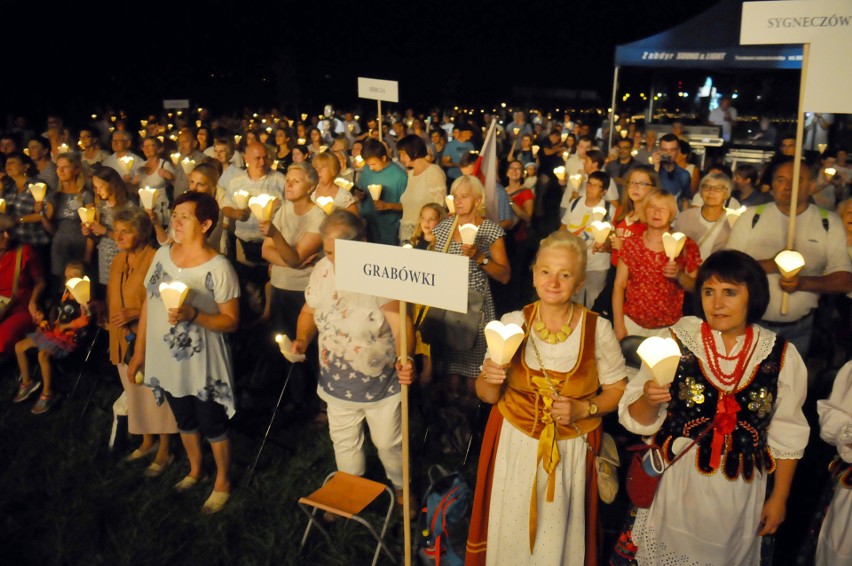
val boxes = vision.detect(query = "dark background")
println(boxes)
[4,0,773,123]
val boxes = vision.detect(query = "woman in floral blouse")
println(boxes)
[128,191,239,515]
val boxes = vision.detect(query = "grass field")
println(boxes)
[0,328,842,566]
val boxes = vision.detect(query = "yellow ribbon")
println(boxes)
[528,376,561,552]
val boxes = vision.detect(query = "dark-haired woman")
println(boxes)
[84,167,132,287]
[612,250,809,566]
[398,135,446,243]
[127,191,239,514]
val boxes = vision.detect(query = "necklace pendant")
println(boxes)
[555,331,567,342]
[533,321,546,333]
[546,333,558,345]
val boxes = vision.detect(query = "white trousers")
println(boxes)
[326,396,403,488]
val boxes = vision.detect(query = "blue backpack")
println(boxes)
[418,465,472,566]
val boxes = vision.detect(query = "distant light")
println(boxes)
[731,93,739,99]
[683,92,689,97]
[500,102,507,108]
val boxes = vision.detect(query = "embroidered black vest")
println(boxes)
[653,334,787,481]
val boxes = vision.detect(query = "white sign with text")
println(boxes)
[357,77,400,103]
[741,1,852,113]
[335,240,469,312]
[163,99,190,109]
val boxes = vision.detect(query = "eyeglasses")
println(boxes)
[701,185,727,193]
[627,180,653,188]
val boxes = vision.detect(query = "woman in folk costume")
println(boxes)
[611,250,809,565]
[467,231,627,566]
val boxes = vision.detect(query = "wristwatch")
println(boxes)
[587,399,598,416]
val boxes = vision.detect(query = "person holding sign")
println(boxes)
[127,192,240,515]
[612,250,809,566]
[432,175,510,400]
[467,231,626,566]
[292,210,415,512]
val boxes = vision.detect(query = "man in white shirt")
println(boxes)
[221,142,285,267]
[708,97,738,143]
[102,131,144,186]
[172,129,207,200]
[726,159,852,356]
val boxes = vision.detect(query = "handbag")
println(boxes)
[414,221,484,350]
[0,247,24,321]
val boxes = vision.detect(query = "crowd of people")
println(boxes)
[0,105,850,564]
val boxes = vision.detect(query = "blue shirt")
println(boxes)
[359,162,408,245]
[444,139,474,181]
[658,165,691,201]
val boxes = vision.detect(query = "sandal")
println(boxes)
[174,474,207,493]
[13,381,41,404]
[201,491,230,515]
[124,441,160,462]
[144,454,175,477]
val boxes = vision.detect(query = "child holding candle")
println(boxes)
[13,261,91,414]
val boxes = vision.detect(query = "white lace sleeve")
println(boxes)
[618,364,668,436]
[817,361,852,463]
[767,342,810,460]
[594,317,627,385]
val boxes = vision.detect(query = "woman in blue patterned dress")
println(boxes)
[127,191,239,515]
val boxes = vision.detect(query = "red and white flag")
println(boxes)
[473,120,499,223]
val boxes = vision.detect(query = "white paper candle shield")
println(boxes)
[445,195,455,214]
[248,194,278,221]
[589,221,613,244]
[592,207,607,222]
[275,334,306,363]
[569,174,584,190]
[29,183,47,202]
[353,155,365,167]
[725,206,747,228]
[297,138,307,145]
[334,177,354,191]
[180,158,196,174]
[775,250,805,279]
[271,160,279,171]
[458,223,479,245]
[58,143,69,154]
[662,232,686,260]
[233,190,250,209]
[77,207,96,224]
[532,145,540,157]
[367,184,383,201]
[159,281,189,320]
[824,167,837,180]
[118,155,134,173]
[138,187,159,210]
[484,321,525,365]
[316,196,335,215]
[818,143,827,154]
[168,152,180,166]
[553,166,566,182]
[637,336,681,386]
[66,276,91,305]
[0,198,6,214]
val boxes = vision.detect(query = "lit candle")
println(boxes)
[569,173,583,190]
[637,336,681,386]
[233,190,250,209]
[589,221,613,244]
[458,223,479,245]
[367,184,382,201]
[248,194,278,220]
[118,155,134,174]
[316,196,335,214]
[275,334,306,363]
[824,167,837,180]
[484,321,525,365]
[58,143,69,154]
[553,166,566,182]
[138,187,159,210]
[592,207,608,222]
[170,152,181,166]
[78,207,96,224]
[180,158,196,174]
[445,195,455,214]
[158,281,189,324]
[725,206,747,228]
[333,177,354,191]
[66,276,91,305]
[28,183,47,202]
[662,232,687,261]
[0,198,5,214]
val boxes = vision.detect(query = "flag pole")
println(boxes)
[782,42,810,315]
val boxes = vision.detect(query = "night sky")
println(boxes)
[9,0,728,123]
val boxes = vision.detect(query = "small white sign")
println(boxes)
[163,99,190,109]
[741,1,852,113]
[335,240,469,313]
[357,77,399,103]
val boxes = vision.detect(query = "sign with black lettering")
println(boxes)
[742,1,852,112]
[357,77,400,103]
[335,240,469,312]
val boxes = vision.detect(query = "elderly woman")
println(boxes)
[675,172,735,261]
[432,175,510,398]
[397,134,447,243]
[260,162,325,339]
[127,192,239,514]
[613,189,702,340]
[310,151,358,214]
[467,231,627,566]
[152,163,224,249]
[84,167,132,287]
[107,207,177,475]
[292,210,414,508]
[45,153,94,295]
[612,250,809,566]
[0,228,46,369]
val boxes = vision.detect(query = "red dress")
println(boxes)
[0,245,42,354]
[620,235,701,329]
